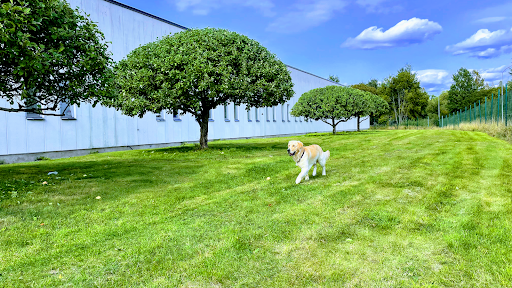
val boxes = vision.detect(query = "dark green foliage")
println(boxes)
[109,28,294,148]
[447,68,485,113]
[381,65,429,123]
[351,82,388,125]
[328,75,340,83]
[0,0,115,115]
[426,91,449,125]
[367,78,379,89]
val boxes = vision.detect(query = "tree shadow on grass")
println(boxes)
[0,157,204,205]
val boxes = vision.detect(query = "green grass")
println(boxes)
[2,130,512,287]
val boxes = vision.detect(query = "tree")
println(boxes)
[381,65,428,123]
[447,68,485,113]
[351,91,389,131]
[290,86,387,134]
[427,91,449,125]
[351,82,386,124]
[329,75,340,83]
[110,28,294,149]
[351,83,378,95]
[0,0,115,115]
[367,78,379,89]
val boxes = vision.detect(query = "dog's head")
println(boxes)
[287,140,303,156]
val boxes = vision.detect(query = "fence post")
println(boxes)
[485,97,487,124]
[506,85,508,127]
[478,101,481,124]
[491,94,494,123]
[498,91,501,126]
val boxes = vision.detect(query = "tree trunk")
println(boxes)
[357,115,360,132]
[332,118,336,134]
[198,113,209,149]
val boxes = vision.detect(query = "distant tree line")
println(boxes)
[346,66,509,126]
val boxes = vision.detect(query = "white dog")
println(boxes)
[287,140,330,184]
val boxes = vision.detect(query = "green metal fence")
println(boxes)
[372,88,512,129]
[440,88,511,128]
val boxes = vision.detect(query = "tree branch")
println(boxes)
[0,106,65,116]
[335,119,349,126]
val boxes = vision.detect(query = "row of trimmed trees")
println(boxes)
[1,0,387,149]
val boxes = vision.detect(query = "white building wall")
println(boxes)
[0,0,368,162]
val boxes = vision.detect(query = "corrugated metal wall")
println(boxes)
[0,0,367,159]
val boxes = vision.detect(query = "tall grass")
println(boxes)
[376,119,512,143]
[439,121,512,143]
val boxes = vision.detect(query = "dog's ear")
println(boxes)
[298,141,303,149]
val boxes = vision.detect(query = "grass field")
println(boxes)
[2,130,512,287]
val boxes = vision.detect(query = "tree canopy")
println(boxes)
[380,65,429,123]
[426,91,449,125]
[351,83,378,95]
[446,68,485,113]
[109,28,294,149]
[290,85,388,134]
[0,0,115,115]
[328,75,340,83]
[351,82,388,126]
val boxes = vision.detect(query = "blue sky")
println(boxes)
[112,0,512,95]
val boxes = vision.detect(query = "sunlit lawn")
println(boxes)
[1,130,512,287]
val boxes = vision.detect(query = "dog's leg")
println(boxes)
[296,168,308,184]
[319,161,326,176]
[319,151,330,176]
[312,163,317,176]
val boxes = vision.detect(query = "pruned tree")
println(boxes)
[352,91,389,131]
[291,85,387,134]
[351,82,388,125]
[109,28,294,149]
[0,0,115,115]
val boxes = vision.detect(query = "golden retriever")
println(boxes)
[287,140,330,184]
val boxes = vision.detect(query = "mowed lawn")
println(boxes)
[2,130,512,287]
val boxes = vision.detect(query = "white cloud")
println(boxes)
[415,66,511,94]
[341,18,442,49]
[475,16,507,23]
[446,28,512,58]
[415,69,452,94]
[416,69,450,85]
[478,65,509,85]
[266,0,348,33]
[171,0,275,16]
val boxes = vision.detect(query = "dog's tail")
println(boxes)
[319,150,330,166]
